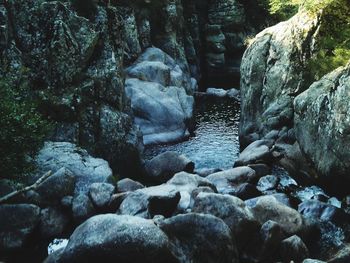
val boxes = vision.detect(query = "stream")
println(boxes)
[144,97,241,170]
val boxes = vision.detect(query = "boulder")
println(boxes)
[116,178,144,193]
[60,214,178,263]
[158,213,239,263]
[206,167,257,195]
[259,220,285,260]
[0,204,40,250]
[234,139,274,167]
[240,11,321,147]
[36,142,114,194]
[192,193,259,248]
[294,63,350,194]
[125,48,195,145]
[280,235,309,262]
[145,152,194,183]
[88,183,115,209]
[40,207,69,239]
[257,175,279,192]
[249,195,304,235]
[72,194,95,224]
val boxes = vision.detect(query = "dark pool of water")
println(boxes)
[144,98,241,170]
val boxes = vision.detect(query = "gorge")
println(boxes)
[1,0,350,263]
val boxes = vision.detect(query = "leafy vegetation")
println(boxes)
[0,79,51,180]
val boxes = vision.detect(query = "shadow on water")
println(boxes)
[144,98,241,170]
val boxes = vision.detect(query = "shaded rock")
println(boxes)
[60,214,178,263]
[206,167,257,195]
[36,167,75,204]
[117,184,180,219]
[194,168,222,177]
[247,163,271,177]
[249,195,304,235]
[234,183,261,200]
[44,248,65,263]
[61,196,73,210]
[0,204,40,250]
[116,178,144,193]
[234,139,274,167]
[158,213,239,263]
[206,87,228,98]
[259,220,285,260]
[88,183,115,209]
[36,142,114,194]
[192,193,259,248]
[280,235,309,262]
[328,244,350,263]
[145,152,194,183]
[72,194,95,224]
[40,208,69,239]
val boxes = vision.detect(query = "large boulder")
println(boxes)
[36,142,114,194]
[0,204,41,251]
[240,11,320,147]
[158,213,239,263]
[125,48,195,145]
[294,63,350,194]
[60,214,178,263]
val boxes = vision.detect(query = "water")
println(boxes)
[144,98,240,169]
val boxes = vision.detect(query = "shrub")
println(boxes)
[0,79,51,180]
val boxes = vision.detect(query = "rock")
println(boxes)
[88,183,115,210]
[298,200,350,226]
[116,178,144,193]
[108,192,129,211]
[60,214,178,263]
[36,167,76,204]
[259,220,285,260]
[158,213,239,263]
[206,167,257,195]
[303,260,326,263]
[36,142,114,194]
[194,168,222,177]
[206,87,228,98]
[61,196,73,209]
[234,183,261,200]
[227,88,240,100]
[234,139,274,167]
[192,193,259,249]
[240,12,321,147]
[145,152,194,183]
[246,193,295,208]
[44,248,65,263]
[294,63,350,195]
[72,194,95,223]
[328,244,350,263]
[117,184,180,219]
[280,235,309,262]
[249,195,304,235]
[247,163,271,177]
[257,175,279,192]
[40,208,69,239]
[125,48,195,145]
[0,204,40,250]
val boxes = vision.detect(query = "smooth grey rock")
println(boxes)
[0,204,40,250]
[40,207,69,239]
[60,214,178,263]
[192,193,259,248]
[158,213,239,263]
[117,178,144,193]
[249,195,304,235]
[206,167,257,195]
[36,167,75,204]
[234,139,274,167]
[72,194,95,223]
[280,235,309,262]
[36,142,114,194]
[145,152,194,183]
[88,183,115,209]
[206,87,228,98]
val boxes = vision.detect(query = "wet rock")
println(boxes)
[117,184,180,219]
[72,194,95,224]
[36,167,75,205]
[249,195,304,235]
[36,142,114,195]
[158,213,239,263]
[145,152,194,184]
[206,167,257,195]
[0,204,40,250]
[192,193,259,249]
[125,48,195,145]
[116,178,144,193]
[280,235,309,262]
[88,183,115,210]
[60,214,178,263]
[40,207,69,239]
[234,139,274,167]
[257,175,279,192]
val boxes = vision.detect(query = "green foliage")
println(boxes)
[0,79,51,180]
[71,0,97,18]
